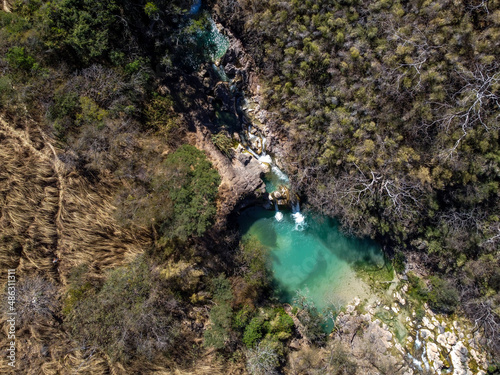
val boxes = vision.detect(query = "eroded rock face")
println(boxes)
[192,127,266,228]
[217,23,287,164]
[331,285,492,375]
[333,303,411,374]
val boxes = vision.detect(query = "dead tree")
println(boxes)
[434,63,500,158]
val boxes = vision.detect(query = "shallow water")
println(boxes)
[239,207,386,312]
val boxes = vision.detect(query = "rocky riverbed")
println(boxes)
[334,287,490,375]
[192,20,495,375]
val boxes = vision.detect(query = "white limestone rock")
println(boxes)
[436,333,450,350]
[426,342,440,363]
[419,328,433,340]
[422,316,435,330]
[450,341,469,375]
[446,331,457,346]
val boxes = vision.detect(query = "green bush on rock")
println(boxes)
[155,144,220,241]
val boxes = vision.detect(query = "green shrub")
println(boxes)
[487,364,499,374]
[49,91,79,121]
[154,144,220,241]
[267,310,294,341]
[239,235,271,289]
[204,274,234,349]
[65,257,180,362]
[0,76,13,107]
[203,302,233,349]
[144,2,159,18]
[293,291,326,344]
[268,311,294,334]
[6,46,38,72]
[212,132,233,157]
[43,0,120,63]
[211,274,233,303]
[145,94,185,143]
[124,58,143,74]
[407,272,429,303]
[75,96,108,129]
[393,251,406,274]
[428,276,459,314]
[62,282,93,316]
[243,316,265,348]
[233,305,252,330]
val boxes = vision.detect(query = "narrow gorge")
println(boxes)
[197,14,494,374]
[0,0,498,374]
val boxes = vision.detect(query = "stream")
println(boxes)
[197,8,389,318]
[181,6,488,374]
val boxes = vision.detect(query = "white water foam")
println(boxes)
[258,154,273,164]
[292,202,306,231]
[246,146,273,164]
[272,165,289,182]
[274,201,283,222]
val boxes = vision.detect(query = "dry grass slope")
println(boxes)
[0,116,150,373]
[0,116,243,374]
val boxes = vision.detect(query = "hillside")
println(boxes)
[0,0,499,374]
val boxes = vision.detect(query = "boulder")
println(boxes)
[237,150,252,166]
[436,333,450,350]
[426,342,440,363]
[419,329,432,340]
[450,341,469,375]
[193,126,266,229]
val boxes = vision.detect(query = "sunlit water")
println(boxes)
[239,207,386,312]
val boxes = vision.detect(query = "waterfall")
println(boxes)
[212,63,228,82]
[244,146,273,164]
[243,132,289,183]
[274,201,283,222]
[292,201,306,231]
[246,145,289,183]
[271,165,289,182]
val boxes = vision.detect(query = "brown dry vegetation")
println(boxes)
[0,114,149,373]
[0,114,239,374]
[0,1,252,372]
[0,115,148,283]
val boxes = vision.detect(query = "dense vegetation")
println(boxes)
[1,0,499,373]
[0,0,232,372]
[216,0,500,352]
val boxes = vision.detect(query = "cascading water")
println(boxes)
[274,201,283,222]
[243,145,272,164]
[242,133,302,226]
[208,23,304,227]
[292,201,306,231]
[271,165,289,183]
[212,63,229,82]
[240,120,301,225]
